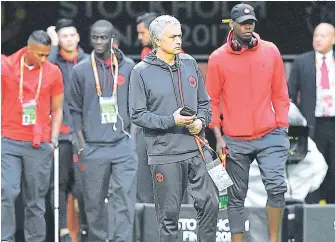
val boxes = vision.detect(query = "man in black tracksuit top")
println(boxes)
[129,15,219,242]
[68,20,138,242]
[46,19,89,242]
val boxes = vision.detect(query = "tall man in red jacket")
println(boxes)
[206,4,290,242]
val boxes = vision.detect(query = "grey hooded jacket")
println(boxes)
[69,48,135,145]
[129,52,212,165]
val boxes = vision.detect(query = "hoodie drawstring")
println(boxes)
[167,59,207,162]
[168,66,184,108]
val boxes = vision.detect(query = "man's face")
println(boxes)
[27,41,51,66]
[313,24,335,54]
[155,24,182,55]
[232,20,256,41]
[58,26,80,52]
[91,26,112,54]
[137,23,151,47]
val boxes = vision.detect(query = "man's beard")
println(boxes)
[144,42,153,49]
[241,37,252,45]
[235,35,252,46]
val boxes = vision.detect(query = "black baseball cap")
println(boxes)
[230,4,257,23]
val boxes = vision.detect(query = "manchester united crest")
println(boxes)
[118,74,125,85]
[156,172,164,183]
[188,76,197,88]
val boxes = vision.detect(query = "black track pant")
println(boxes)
[150,153,219,242]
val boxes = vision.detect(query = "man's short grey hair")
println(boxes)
[149,15,181,48]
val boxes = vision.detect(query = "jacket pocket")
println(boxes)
[149,129,198,156]
[143,130,158,155]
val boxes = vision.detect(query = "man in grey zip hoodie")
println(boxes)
[47,19,89,242]
[68,20,138,242]
[129,15,219,242]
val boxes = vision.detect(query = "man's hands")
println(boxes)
[49,143,56,152]
[173,108,204,135]
[213,127,227,159]
[216,137,227,159]
[186,119,203,135]
[75,130,86,155]
[278,126,288,134]
[46,26,59,46]
[173,108,195,126]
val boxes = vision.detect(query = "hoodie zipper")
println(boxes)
[109,59,131,138]
[101,63,108,90]
[248,53,255,136]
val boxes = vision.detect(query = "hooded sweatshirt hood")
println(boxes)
[226,30,261,54]
[130,52,212,165]
[142,50,179,71]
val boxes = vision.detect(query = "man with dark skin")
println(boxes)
[47,19,89,242]
[69,20,137,242]
[206,4,290,242]
[1,30,64,242]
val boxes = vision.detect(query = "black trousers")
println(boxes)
[135,129,154,203]
[150,153,219,242]
[314,117,335,203]
[79,138,138,242]
[58,141,75,230]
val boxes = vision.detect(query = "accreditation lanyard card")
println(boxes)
[99,96,118,124]
[22,100,37,125]
[205,158,233,192]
